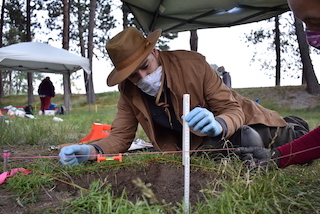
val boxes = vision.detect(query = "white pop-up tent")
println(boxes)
[0,42,92,109]
[0,42,91,74]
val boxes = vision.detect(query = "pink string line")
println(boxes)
[4,145,320,166]
[5,148,236,159]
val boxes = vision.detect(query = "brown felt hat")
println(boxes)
[106,27,162,86]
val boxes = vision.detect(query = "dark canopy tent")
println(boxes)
[122,0,291,86]
[122,0,289,34]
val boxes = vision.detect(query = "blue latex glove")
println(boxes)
[185,107,222,137]
[59,145,90,166]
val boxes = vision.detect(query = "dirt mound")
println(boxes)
[0,147,220,213]
[235,85,320,109]
[56,162,219,204]
[276,89,320,109]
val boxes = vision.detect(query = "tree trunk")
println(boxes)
[77,0,89,102]
[27,72,33,104]
[0,0,5,99]
[86,0,96,104]
[62,0,70,50]
[294,16,320,95]
[122,3,129,30]
[275,16,281,86]
[26,0,34,104]
[190,30,198,51]
[9,71,12,95]
[63,73,71,111]
[0,72,2,102]
[63,0,72,109]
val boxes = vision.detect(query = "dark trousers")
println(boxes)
[199,116,309,157]
[40,96,52,111]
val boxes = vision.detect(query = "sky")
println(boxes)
[45,4,320,94]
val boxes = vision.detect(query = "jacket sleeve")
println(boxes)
[277,126,320,168]
[201,59,245,138]
[92,93,139,154]
[161,51,245,139]
[38,82,42,95]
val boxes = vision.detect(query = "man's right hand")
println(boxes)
[185,107,222,137]
[59,145,90,166]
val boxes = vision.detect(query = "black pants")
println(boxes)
[199,116,309,157]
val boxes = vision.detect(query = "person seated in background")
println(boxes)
[236,0,320,168]
[218,66,232,89]
[38,77,55,115]
[59,27,309,166]
[210,64,232,88]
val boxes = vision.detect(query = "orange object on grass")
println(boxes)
[79,123,111,143]
[97,153,122,163]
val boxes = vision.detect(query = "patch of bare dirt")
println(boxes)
[56,161,219,203]
[0,145,220,213]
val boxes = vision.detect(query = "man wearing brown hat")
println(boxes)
[59,27,309,166]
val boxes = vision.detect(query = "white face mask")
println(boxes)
[134,66,162,97]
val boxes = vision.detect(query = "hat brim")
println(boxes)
[107,29,162,86]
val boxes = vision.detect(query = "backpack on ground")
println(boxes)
[25,105,33,115]
[56,105,66,115]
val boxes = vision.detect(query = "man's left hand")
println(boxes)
[185,107,222,137]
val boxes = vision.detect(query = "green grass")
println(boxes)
[1,86,320,213]
[5,152,320,213]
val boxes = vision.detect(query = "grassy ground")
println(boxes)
[0,85,319,213]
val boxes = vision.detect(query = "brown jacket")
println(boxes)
[94,50,287,153]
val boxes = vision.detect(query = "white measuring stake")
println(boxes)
[182,94,190,213]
